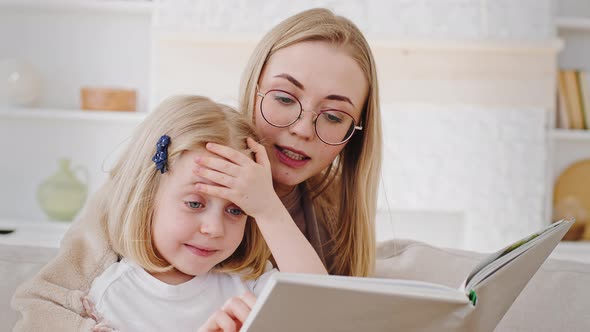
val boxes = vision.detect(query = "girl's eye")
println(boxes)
[186,201,204,209]
[226,207,245,216]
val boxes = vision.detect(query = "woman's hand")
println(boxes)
[193,138,282,220]
[197,292,257,332]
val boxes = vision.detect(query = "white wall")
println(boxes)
[0,0,559,252]
[152,0,557,251]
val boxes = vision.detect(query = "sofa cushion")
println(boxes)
[0,244,58,330]
[375,239,590,331]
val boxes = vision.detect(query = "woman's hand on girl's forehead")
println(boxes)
[192,138,283,220]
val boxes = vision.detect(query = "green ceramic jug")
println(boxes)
[37,158,88,221]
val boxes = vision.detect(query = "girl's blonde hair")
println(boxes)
[105,95,271,279]
[239,8,382,277]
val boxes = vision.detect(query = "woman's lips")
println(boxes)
[185,244,217,257]
[274,145,310,168]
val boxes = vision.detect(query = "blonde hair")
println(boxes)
[105,95,271,279]
[239,8,382,277]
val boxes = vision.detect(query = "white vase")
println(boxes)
[0,58,42,107]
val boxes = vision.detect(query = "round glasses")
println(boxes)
[257,89,363,145]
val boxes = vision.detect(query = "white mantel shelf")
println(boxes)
[555,17,590,31]
[551,129,590,142]
[0,0,154,14]
[0,107,147,123]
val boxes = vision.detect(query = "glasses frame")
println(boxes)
[256,89,363,146]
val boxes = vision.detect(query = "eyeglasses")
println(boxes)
[257,89,362,145]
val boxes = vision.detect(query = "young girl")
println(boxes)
[13,8,381,330]
[82,95,325,331]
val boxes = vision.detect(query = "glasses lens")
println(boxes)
[261,90,301,127]
[316,110,356,145]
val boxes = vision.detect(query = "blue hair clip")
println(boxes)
[152,135,171,174]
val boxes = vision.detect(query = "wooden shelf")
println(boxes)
[551,129,590,142]
[0,107,147,123]
[0,0,154,15]
[555,17,590,31]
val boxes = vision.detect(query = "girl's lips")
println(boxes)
[184,244,217,257]
[274,145,310,169]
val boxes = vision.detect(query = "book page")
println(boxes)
[462,219,571,292]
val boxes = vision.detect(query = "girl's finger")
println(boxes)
[240,291,257,309]
[205,310,237,332]
[222,297,252,324]
[205,142,252,166]
[246,137,271,168]
[194,166,235,188]
[194,155,240,177]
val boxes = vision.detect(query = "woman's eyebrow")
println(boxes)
[274,73,354,107]
[325,94,354,107]
[274,73,304,90]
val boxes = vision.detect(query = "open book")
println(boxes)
[241,219,573,332]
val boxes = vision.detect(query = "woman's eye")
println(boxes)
[186,201,204,209]
[275,97,293,105]
[322,112,343,123]
[274,95,295,105]
[226,207,245,216]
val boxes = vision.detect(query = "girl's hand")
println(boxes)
[197,292,257,332]
[193,138,281,219]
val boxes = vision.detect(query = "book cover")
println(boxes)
[556,71,571,129]
[578,71,590,130]
[241,220,573,332]
[561,70,585,130]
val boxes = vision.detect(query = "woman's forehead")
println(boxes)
[261,41,368,107]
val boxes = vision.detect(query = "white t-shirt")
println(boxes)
[87,258,277,331]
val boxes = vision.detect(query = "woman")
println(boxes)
[12,8,382,331]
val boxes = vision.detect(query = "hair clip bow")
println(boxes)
[152,135,171,174]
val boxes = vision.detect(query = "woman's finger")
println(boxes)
[194,166,235,188]
[194,155,240,177]
[195,183,235,202]
[246,137,271,168]
[205,142,252,166]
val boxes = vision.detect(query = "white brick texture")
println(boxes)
[379,104,548,251]
[155,0,554,40]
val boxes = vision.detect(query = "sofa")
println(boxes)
[2,240,589,331]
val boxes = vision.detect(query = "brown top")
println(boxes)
[280,184,331,269]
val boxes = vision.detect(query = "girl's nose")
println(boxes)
[199,211,224,237]
[288,110,316,140]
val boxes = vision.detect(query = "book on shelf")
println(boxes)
[557,69,589,130]
[241,219,573,332]
[578,71,590,129]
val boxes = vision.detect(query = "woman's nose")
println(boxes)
[288,110,316,140]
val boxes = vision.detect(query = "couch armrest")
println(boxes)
[0,244,58,330]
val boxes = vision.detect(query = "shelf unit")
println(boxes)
[550,13,590,223]
[0,0,153,222]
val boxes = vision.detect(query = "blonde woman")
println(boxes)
[78,95,325,331]
[198,7,382,276]
[12,8,381,331]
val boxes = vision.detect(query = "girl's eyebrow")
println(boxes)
[274,73,355,107]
